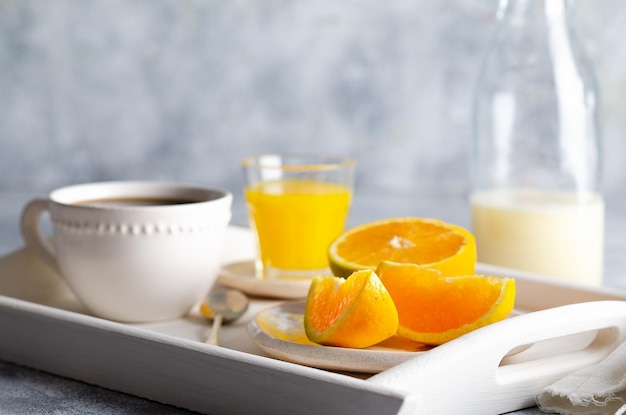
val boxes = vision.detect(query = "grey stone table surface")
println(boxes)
[0,191,624,415]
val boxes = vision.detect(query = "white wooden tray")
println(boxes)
[2,226,626,415]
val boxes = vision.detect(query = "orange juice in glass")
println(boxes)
[242,154,355,280]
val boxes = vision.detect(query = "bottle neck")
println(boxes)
[498,0,570,25]
[473,0,600,196]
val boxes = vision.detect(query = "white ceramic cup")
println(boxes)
[20,181,232,323]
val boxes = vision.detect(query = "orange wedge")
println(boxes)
[376,261,516,345]
[304,270,399,349]
[328,217,476,278]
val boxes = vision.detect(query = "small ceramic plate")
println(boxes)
[247,300,432,373]
[217,261,312,299]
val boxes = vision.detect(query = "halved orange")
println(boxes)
[328,217,476,279]
[304,270,399,349]
[376,261,515,345]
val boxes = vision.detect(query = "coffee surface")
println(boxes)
[75,197,197,207]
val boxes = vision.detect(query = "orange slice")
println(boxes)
[376,261,516,345]
[328,217,476,278]
[304,270,399,349]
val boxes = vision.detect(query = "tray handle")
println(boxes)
[368,300,626,415]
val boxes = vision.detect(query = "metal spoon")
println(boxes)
[202,287,250,346]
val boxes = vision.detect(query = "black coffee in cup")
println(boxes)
[74,197,196,207]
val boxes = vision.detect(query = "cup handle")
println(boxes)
[20,198,59,273]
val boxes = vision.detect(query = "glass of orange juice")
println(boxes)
[242,154,355,280]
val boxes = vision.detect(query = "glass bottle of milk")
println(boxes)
[471,0,604,286]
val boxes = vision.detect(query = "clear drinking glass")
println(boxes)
[242,154,355,280]
[470,0,604,286]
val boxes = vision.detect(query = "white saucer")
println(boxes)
[247,300,432,373]
[217,261,312,299]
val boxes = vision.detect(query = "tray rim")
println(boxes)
[0,293,413,414]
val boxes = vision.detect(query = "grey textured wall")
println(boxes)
[1,1,625,213]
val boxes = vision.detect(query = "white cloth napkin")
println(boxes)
[537,339,626,414]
